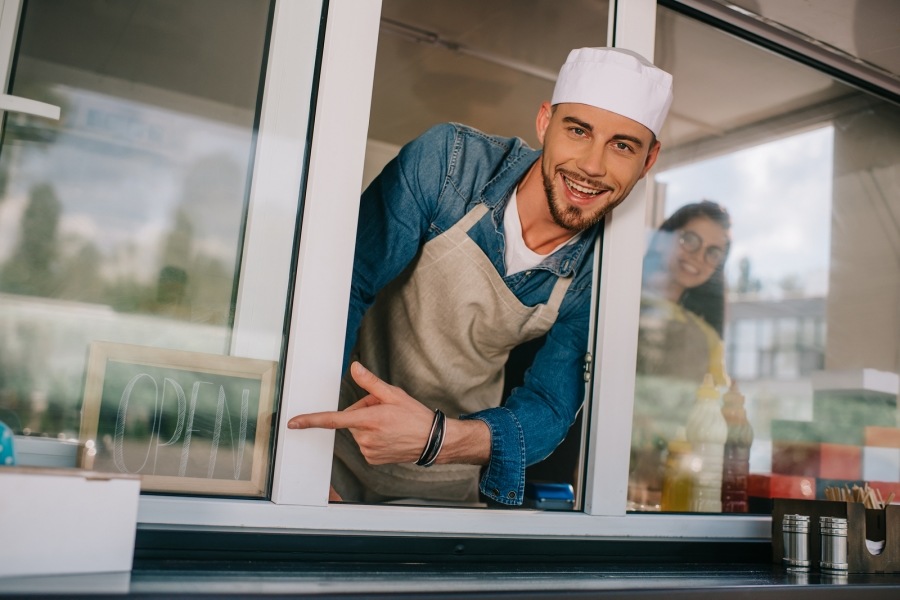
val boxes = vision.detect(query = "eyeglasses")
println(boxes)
[678,230,726,266]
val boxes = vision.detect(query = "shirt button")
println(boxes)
[507,491,516,500]
[492,488,500,496]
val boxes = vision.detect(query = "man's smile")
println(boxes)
[561,172,611,202]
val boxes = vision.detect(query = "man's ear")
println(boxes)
[535,102,553,145]
[640,139,662,179]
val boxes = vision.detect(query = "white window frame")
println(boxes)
[582,0,659,518]
[139,0,889,543]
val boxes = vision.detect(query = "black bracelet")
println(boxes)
[416,409,440,465]
[420,410,445,468]
[415,409,445,467]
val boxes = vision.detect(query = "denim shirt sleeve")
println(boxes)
[463,281,591,506]
[343,124,454,372]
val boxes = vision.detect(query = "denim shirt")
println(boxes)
[344,123,599,506]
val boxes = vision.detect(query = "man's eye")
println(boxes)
[615,142,632,151]
[571,127,586,136]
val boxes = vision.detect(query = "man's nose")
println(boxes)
[576,143,607,177]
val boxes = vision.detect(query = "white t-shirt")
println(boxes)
[503,187,581,275]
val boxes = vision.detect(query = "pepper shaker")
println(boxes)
[782,514,811,570]
[819,516,849,573]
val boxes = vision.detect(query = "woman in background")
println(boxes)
[629,200,732,510]
[637,200,732,387]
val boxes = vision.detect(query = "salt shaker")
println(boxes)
[782,514,811,570]
[819,516,849,573]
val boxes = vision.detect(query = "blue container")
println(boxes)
[0,420,15,466]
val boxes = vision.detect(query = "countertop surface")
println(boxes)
[2,561,900,598]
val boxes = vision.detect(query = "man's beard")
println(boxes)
[542,165,614,232]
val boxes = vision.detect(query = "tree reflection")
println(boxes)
[0,183,62,297]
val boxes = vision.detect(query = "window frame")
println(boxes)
[0,0,61,119]
[135,0,896,543]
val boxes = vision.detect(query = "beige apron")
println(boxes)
[333,203,573,503]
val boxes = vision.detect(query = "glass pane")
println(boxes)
[337,0,608,509]
[628,6,900,513]
[708,0,900,80]
[0,0,282,497]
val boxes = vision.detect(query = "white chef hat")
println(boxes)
[551,47,674,137]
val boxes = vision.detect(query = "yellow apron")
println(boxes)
[333,203,572,503]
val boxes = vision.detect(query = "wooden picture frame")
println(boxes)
[79,341,277,497]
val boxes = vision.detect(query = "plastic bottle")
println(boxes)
[660,437,694,512]
[721,380,753,513]
[685,373,727,512]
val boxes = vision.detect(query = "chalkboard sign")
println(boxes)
[79,342,276,496]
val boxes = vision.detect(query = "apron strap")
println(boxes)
[546,272,573,311]
[457,203,490,231]
[453,203,572,311]
[458,202,573,312]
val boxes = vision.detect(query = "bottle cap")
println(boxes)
[696,373,719,400]
[722,380,745,407]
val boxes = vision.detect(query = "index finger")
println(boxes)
[287,410,367,431]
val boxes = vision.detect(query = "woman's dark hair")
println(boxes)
[642,200,731,336]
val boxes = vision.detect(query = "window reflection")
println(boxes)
[629,6,900,513]
[0,1,274,471]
